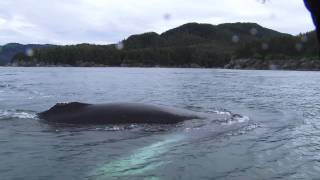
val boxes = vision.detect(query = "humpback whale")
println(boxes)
[38,102,252,179]
[89,114,252,179]
[38,102,205,124]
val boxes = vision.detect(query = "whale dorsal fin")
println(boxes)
[48,102,91,113]
[38,102,91,119]
[53,102,90,110]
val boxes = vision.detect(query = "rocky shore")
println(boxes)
[224,58,320,70]
[7,58,320,71]
[7,61,204,68]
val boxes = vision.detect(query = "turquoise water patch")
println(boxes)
[90,134,185,179]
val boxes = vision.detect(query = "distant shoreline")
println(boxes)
[2,22,318,70]
[224,58,320,71]
[4,58,320,71]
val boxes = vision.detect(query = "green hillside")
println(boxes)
[10,22,319,67]
[0,43,54,65]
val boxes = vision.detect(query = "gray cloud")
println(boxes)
[0,0,315,45]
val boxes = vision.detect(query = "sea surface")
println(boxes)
[1,67,320,180]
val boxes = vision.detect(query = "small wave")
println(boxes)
[225,123,260,136]
[92,124,175,134]
[181,110,253,135]
[0,73,16,76]
[0,109,37,120]
[214,110,232,116]
[93,125,137,131]
[0,84,9,88]
[208,110,250,125]
[227,114,250,124]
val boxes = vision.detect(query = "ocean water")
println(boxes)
[0,67,320,180]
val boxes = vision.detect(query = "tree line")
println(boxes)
[11,23,319,67]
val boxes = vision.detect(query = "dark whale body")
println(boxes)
[303,0,320,44]
[38,102,203,124]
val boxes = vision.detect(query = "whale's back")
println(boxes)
[38,102,90,120]
[38,102,201,124]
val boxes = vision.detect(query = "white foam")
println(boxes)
[234,115,250,123]
[0,110,36,119]
[104,126,122,131]
[214,111,232,116]
[222,115,250,125]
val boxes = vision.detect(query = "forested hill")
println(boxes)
[0,43,54,65]
[123,22,287,49]
[9,22,319,68]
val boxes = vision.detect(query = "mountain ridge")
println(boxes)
[1,22,318,68]
[123,22,290,49]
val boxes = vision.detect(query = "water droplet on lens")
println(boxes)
[301,35,308,43]
[115,42,124,50]
[269,64,278,70]
[295,43,303,51]
[25,48,34,57]
[163,13,171,21]
[269,13,276,20]
[232,35,239,43]
[261,43,269,50]
[258,0,268,3]
[250,28,258,36]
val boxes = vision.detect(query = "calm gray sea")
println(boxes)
[1,67,320,180]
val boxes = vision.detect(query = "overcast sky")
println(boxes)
[0,0,315,45]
